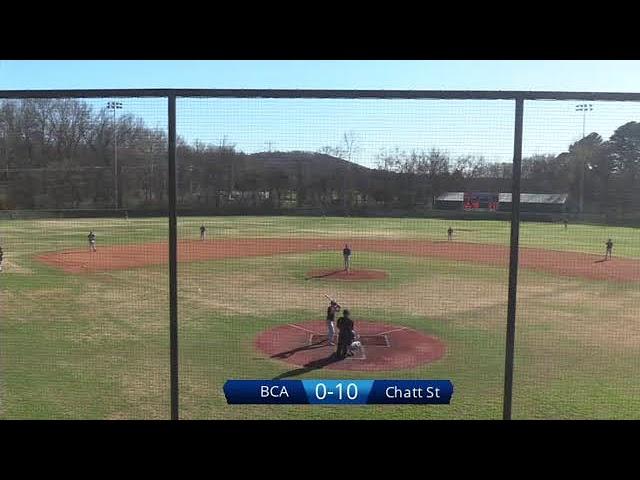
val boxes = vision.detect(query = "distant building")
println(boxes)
[435,192,568,214]
[435,192,465,210]
[497,193,568,213]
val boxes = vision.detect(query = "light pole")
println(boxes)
[575,103,593,139]
[575,104,593,214]
[107,101,123,209]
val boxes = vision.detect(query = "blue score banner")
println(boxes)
[223,380,453,405]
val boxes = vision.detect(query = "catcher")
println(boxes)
[348,329,362,357]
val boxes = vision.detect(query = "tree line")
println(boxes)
[2,98,640,218]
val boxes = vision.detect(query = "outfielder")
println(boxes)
[88,231,97,252]
[605,238,613,260]
[200,225,206,241]
[0,245,4,272]
[447,226,453,241]
[343,244,352,273]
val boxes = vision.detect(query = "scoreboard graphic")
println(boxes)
[224,379,454,405]
[463,192,499,211]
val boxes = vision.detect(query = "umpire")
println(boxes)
[336,309,354,359]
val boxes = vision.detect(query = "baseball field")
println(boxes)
[2,215,640,419]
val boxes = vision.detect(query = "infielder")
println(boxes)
[326,299,341,345]
[88,231,97,252]
[200,225,206,241]
[605,238,613,260]
[343,244,352,273]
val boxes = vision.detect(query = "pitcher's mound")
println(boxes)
[306,268,388,281]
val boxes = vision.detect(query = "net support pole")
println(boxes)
[503,97,524,420]
[168,94,179,420]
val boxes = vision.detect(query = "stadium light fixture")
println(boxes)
[107,101,124,209]
[575,103,593,138]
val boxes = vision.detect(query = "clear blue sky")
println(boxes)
[2,60,640,166]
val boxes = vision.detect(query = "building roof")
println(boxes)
[436,192,464,201]
[499,193,568,204]
[435,192,568,204]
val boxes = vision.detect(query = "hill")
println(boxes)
[242,151,371,177]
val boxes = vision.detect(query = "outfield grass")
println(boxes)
[4,215,639,256]
[1,215,640,419]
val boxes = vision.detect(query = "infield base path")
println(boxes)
[36,238,640,282]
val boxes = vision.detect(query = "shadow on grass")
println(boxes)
[305,269,344,280]
[270,340,328,360]
[272,353,342,380]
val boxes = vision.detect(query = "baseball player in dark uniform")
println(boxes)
[326,300,340,345]
[336,309,354,359]
[88,231,97,252]
[447,227,453,241]
[343,244,352,273]
[605,238,613,260]
[0,245,4,272]
[563,219,568,230]
[200,225,206,241]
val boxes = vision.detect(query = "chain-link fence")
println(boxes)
[2,89,639,419]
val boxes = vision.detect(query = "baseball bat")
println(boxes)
[324,294,341,308]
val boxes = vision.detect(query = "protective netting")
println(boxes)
[3,92,640,419]
[175,97,514,419]
[0,97,170,419]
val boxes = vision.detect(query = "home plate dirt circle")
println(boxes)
[306,268,388,281]
[254,320,446,372]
